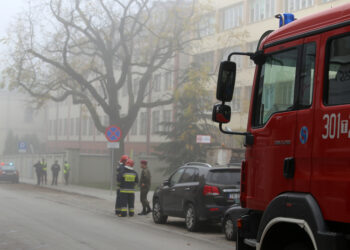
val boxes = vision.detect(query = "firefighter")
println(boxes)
[33,161,42,185]
[118,159,138,217]
[115,155,129,215]
[40,158,47,185]
[138,160,151,215]
[51,160,61,185]
[63,161,70,185]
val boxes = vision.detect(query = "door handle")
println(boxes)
[170,188,176,192]
[184,187,191,191]
[283,157,295,179]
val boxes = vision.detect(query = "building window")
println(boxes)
[24,107,34,123]
[248,41,259,67]
[284,0,314,12]
[88,118,94,136]
[193,51,214,73]
[58,119,63,136]
[198,13,215,37]
[152,110,160,134]
[75,117,80,136]
[139,112,147,135]
[70,118,74,136]
[64,118,69,136]
[82,117,88,136]
[222,3,243,30]
[54,120,58,136]
[220,46,242,69]
[130,117,138,135]
[232,88,241,112]
[153,74,161,92]
[163,110,172,132]
[249,0,275,23]
[48,120,52,136]
[164,71,173,91]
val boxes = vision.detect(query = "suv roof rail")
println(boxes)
[185,162,212,168]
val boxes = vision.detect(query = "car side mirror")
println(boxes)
[216,61,236,102]
[163,179,170,186]
[212,104,231,124]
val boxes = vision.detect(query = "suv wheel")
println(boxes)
[223,216,237,241]
[185,203,199,232]
[152,199,167,224]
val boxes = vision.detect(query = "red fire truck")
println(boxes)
[213,3,350,250]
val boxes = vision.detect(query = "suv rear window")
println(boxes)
[207,170,240,185]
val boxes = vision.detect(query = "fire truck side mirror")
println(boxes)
[212,103,231,124]
[216,61,236,102]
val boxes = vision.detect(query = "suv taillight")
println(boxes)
[240,160,247,208]
[203,185,220,196]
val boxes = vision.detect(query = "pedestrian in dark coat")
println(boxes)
[51,160,61,185]
[33,161,42,185]
[138,160,151,215]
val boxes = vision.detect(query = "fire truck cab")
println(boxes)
[213,3,350,250]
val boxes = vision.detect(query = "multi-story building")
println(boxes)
[0,90,46,154]
[46,0,348,158]
[193,0,348,152]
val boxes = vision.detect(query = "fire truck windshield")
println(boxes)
[252,43,316,127]
[253,48,298,126]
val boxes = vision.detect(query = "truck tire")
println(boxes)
[152,199,167,224]
[223,216,237,241]
[185,203,199,232]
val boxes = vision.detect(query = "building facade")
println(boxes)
[45,0,348,158]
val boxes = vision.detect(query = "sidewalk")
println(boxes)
[20,177,154,211]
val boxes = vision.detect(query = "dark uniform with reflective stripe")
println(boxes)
[118,166,138,217]
[115,162,125,214]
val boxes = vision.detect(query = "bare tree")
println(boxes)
[4,0,199,157]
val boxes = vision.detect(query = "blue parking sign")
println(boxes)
[18,142,27,153]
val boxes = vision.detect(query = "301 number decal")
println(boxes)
[322,113,349,139]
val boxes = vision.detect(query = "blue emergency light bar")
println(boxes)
[275,13,295,27]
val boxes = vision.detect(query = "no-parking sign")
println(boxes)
[105,125,122,142]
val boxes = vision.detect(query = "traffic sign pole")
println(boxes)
[105,126,122,195]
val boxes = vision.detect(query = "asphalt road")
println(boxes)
[0,183,235,250]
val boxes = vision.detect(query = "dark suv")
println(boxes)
[152,162,241,231]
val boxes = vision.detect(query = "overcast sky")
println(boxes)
[0,0,25,38]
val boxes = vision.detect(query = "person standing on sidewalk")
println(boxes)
[138,160,151,215]
[63,161,70,185]
[33,161,42,185]
[118,159,138,217]
[51,160,61,185]
[115,155,128,215]
[40,158,47,185]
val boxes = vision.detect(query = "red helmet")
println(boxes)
[120,155,129,163]
[126,159,134,167]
